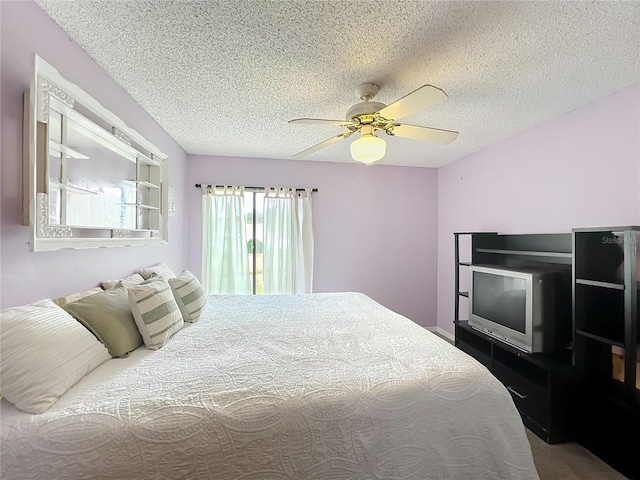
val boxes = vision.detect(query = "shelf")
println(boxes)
[49,182,98,195]
[455,321,573,370]
[119,180,160,189]
[576,329,625,348]
[459,291,469,298]
[137,181,159,189]
[458,261,472,267]
[579,372,640,408]
[65,225,155,232]
[475,248,572,258]
[575,279,624,290]
[117,203,159,210]
[574,284,624,344]
[573,226,640,233]
[49,140,89,160]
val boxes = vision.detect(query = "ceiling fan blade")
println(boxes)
[378,85,449,121]
[289,118,352,126]
[391,124,459,145]
[292,132,351,159]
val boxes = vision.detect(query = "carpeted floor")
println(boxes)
[526,428,627,480]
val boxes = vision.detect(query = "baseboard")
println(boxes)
[436,327,455,343]
[426,326,455,344]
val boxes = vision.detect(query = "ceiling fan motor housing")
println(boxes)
[345,101,386,121]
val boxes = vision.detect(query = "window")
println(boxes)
[201,185,314,295]
[244,191,265,295]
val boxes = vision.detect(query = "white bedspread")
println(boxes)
[1,292,539,479]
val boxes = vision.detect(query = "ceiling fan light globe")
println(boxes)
[350,134,386,165]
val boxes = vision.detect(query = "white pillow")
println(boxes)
[168,270,207,323]
[101,272,145,290]
[138,262,175,281]
[0,299,111,414]
[128,278,184,349]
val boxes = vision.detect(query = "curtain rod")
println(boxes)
[195,184,318,192]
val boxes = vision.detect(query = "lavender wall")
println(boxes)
[186,156,439,327]
[4,1,636,333]
[437,83,640,335]
[0,1,188,308]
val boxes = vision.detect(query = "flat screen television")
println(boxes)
[468,265,567,353]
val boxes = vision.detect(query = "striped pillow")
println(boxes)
[128,278,184,350]
[168,270,207,322]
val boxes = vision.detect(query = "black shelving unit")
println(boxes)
[454,228,640,476]
[572,226,639,479]
[453,231,576,444]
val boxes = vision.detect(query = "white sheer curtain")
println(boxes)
[263,188,314,294]
[297,189,314,293]
[201,186,251,294]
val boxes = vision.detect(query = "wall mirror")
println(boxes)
[24,55,169,251]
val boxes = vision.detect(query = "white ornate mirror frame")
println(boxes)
[23,55,169,251]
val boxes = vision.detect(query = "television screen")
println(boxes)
[472,271,527,333]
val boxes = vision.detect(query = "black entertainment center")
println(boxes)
[454,228,639,479]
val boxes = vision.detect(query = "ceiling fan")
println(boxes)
[289,83,459,165]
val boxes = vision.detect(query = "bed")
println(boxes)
[1,292,539,479]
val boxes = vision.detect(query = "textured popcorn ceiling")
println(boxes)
[34,0,640,168]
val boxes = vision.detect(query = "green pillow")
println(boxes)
[63,285,143,358]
